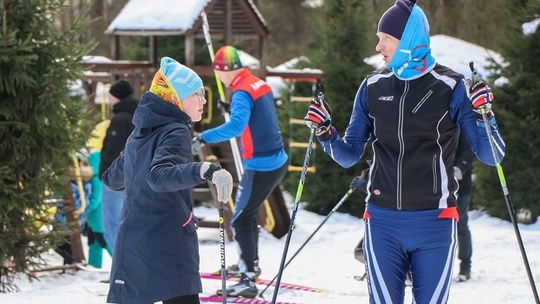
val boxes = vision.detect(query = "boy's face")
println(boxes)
[181,88,206,122]
[215,70,237,87]
[375,32,400,66]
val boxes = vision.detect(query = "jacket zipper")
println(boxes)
[432,154,438,193]
[396,81,409,210]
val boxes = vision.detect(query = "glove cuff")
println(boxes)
[217,99,231,113]
[203,162,222,180]
[474,109,493,121]
[316,126,334,141]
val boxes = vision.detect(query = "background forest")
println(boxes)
[1,0,539,289]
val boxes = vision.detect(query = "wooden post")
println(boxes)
[110,35,120,60]
[149,36,158,66]
[64,181,85,263]
[185,33,195,66]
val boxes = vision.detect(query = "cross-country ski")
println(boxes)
[200,272,344,295]
[199,294,301,304]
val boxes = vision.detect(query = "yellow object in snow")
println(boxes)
[86,120,110,152]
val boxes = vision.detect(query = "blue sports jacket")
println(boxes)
[202,69,287,171]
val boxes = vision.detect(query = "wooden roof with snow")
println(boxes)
[105,0,269,68]
[106,0,267,38]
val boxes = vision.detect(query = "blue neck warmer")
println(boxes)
[388,4,435,80]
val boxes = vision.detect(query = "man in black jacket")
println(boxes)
[304,0,505,301]
[100,79,138,252]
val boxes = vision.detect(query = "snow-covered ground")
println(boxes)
[1,191,539,303]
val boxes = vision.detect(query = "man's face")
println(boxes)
[375,32,400,66]
[108,94,120,106]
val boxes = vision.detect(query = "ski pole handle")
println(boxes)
[469,62,481,84]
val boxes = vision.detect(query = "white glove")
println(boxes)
[454,166,463,181]
[201,162,233,202]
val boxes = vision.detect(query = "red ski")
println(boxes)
[200,272,343,295]
[199,294,301,304]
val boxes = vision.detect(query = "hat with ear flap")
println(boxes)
[149,57,203,109]
[377,0,416,40]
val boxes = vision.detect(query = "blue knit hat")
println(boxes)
[160,57,203,100]
[377,0,416,40]
[149,57,203,109]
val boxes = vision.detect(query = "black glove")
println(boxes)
[350,169,369,193]
[217,99,231,113]
[201,162,233,203]
[192,134,205,156]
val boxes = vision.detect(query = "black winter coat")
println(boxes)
[99,95,138,177]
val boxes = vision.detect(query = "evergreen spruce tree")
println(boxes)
[0,0,95,290]
[281,0,374,216]
[473,0,540,224]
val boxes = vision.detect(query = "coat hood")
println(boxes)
[132,92,192,133]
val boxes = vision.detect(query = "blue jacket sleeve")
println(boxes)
[201,91,252,143]
[318,82,372,168]
[451,81,505,166]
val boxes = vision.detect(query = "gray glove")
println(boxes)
[201,162,233,202]
[192,133,205,156]
[454,166,463,181]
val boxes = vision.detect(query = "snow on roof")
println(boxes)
[105,0,211,35]
[265,57,323,99]
[364,34,503,80]
[267,56,323,75]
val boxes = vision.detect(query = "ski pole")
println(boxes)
[259,188,354,298]
[218,200,227,303]
[469,62,539,304]
[270,85,324,304]
[200,10,243,180]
